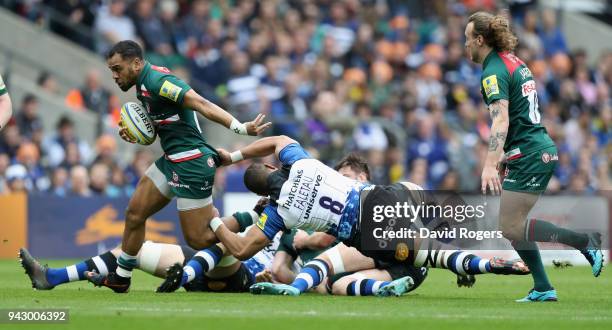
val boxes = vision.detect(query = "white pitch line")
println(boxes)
[100,307,612,321]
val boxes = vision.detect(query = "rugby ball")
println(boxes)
[120,102,156,145]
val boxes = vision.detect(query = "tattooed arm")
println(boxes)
[486,100,509,164]
[481,100,509,194]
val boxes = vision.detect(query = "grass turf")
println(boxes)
[0,259,610,330]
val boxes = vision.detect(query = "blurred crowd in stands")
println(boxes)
[0,0,610,197]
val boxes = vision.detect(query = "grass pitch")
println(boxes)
[0,259,610,330]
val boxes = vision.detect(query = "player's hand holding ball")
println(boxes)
[118,120,137,144]
[119,102,157,145]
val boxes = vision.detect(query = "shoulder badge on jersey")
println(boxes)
[256,213,268,230]
[159,80,182,102]
[482,75,499,98]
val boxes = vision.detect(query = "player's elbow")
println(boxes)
[234,249,252,261]
[497,116,510,128]
[273,135,298,150]
[273,135,298,155]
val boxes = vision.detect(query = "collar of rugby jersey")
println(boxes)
[482,49,496,67]
[136,61,152,87]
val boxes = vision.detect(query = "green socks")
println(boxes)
[525,219,589,250]
[511,240,553,292]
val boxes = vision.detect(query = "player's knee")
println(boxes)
[500,220,522,241]
[124,207,147,230]
[184,230,216,250]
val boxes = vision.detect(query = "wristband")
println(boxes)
[230,150,244,163]
[230,119,248,135]
[210,217,223,232]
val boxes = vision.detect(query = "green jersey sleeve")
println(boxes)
[152,74,191,106]
[0,74,7,96]
[481,68,510,105]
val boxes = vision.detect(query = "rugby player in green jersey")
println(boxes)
[465,12,603,302]
[86,40,270,293]
[0,74,13,131]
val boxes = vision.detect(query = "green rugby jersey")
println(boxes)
[0,74,7,96]
[136,62,207,162]
[480,51,555,159]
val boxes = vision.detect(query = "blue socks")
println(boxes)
[46,251,117,286]
[347,279,390,296]
[182,245,224,285]
[46,262,88,286]
[446,251,492,275]
[290,259,329,293]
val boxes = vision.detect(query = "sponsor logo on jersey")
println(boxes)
[199,183,212,191]
[526,176,540,188]
[482,75,499,98]
[521,80,537,97]
[394,242,409,261]
[519,67,533,79]
[131,103,154,133]
[541,152,558,164]
[256,214,268,230]
[172,171,179,182]
[159,80,182,102]
[279,168,325,221]
[207,156,215,168]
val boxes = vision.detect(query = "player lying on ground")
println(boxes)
[465,12,603,302]
[270,154,471,296]
[156,153,428,295]
[19,213,283,293]
[273,229,431,296]
[92,40,270,293]
[183,135,529,297]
